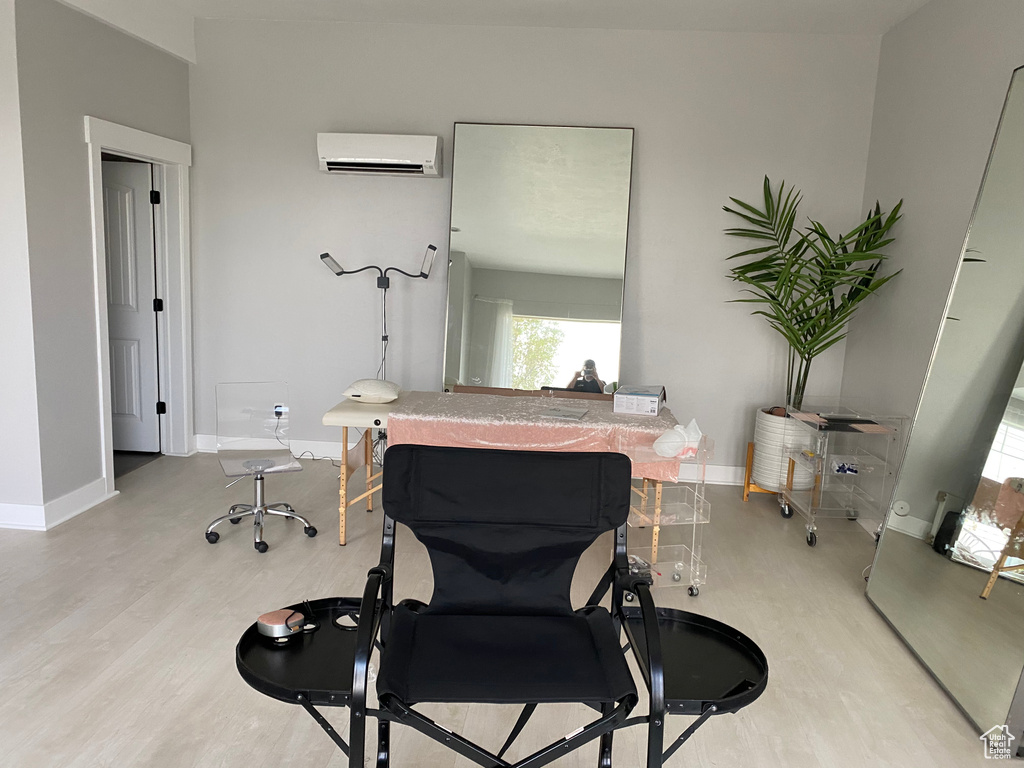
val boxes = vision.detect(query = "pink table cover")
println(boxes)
[387,391,685,482]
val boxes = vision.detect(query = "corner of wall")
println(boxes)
[0,0,44,513]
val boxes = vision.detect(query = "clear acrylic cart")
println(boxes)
[626,436,713,596]
[779,403,906,546]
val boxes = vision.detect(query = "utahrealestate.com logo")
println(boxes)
[981,725,1016,760]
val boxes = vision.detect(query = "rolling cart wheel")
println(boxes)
[781,503,794,519]
[624,592,634,602]
[687,585,699,597]
[304,526,317,538]
[229,517,241,525]
[806,531,817,547]
[255,541,269,553]
[205,531,219,544]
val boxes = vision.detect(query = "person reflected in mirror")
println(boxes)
[566,359,606,394]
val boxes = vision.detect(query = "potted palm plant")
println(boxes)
[724,176,902,491]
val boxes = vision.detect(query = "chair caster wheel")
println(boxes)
[624,592,634,602]
[304,526,317,538]
[255,541,269,553]
[780,503,793,519]
[687,586,699,597]
[806,531,817,547]
[205,531,219,544]
[229,518,241,524]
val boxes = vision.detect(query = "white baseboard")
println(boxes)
[0,501,48,530]
[886,514,932,540]
[45,478,116,528]
[0,478,116,531]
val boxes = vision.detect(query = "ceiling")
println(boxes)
[183,0,932,36]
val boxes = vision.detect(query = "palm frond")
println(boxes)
[723,177,903,407]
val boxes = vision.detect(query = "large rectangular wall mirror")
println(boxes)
[443,123,633,392]
[867,66,1024,742]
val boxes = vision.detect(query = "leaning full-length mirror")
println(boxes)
[443,124,633,392]
[867,67,1024,736]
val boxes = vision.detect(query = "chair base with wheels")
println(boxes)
[207,382,316,553]
[206,472,317,553]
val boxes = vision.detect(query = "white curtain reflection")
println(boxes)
[466,296,513,387]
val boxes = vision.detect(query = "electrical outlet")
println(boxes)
[274,404,287,418]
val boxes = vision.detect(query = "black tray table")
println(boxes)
[621,605,768,715]
[236,596,362,707]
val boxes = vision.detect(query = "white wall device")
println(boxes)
[317,133,442,177]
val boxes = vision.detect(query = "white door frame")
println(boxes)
[85,117,194,495]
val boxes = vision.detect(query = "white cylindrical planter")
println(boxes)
[751,408,815,492]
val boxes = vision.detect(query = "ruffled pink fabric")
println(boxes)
[387,391,687,481]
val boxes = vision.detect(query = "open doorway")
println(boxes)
[85,116,194,496]
[101,154,162,478]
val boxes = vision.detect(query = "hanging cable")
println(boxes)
[376,285,388,380]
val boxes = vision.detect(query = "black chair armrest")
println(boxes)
[353,567,391,693]
[629,582,665,718]
[349,566,391,766]
[620,580,666,765]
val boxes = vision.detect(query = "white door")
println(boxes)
[103,160,161,452]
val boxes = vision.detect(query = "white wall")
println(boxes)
[190,19,882,469]
[470,268,623,322]
[0,0,44,512]
[842,0,1024,421]
[57,0,196,62]
[15,0,190,511]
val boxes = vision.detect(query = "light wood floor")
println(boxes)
[0,454,993,766]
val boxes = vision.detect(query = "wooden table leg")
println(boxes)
[339,426,348,546]
[365,429,374,512]
[981,556,1005,599]
[652,480,662,564]
[744,443,754,501]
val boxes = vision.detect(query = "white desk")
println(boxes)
[321,393,407,545]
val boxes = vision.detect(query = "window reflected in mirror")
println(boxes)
[444,123,633,392]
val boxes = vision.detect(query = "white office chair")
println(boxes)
[204,382,316,553]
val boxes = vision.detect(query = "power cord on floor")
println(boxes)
[275,414,341,468]
[293,451,341,468]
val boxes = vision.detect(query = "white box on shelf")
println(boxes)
[614,385,666,416]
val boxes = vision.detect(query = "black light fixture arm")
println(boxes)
[383,265,427,281]
[337,264,385,279]
[319,245,436,381]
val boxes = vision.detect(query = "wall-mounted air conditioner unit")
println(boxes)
[317,133,442,177]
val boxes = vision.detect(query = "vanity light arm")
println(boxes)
[383,266,427,280]
[338,264,386,278]
[384,244,436,279]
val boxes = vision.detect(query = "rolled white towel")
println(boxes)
[653,419,703,458]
